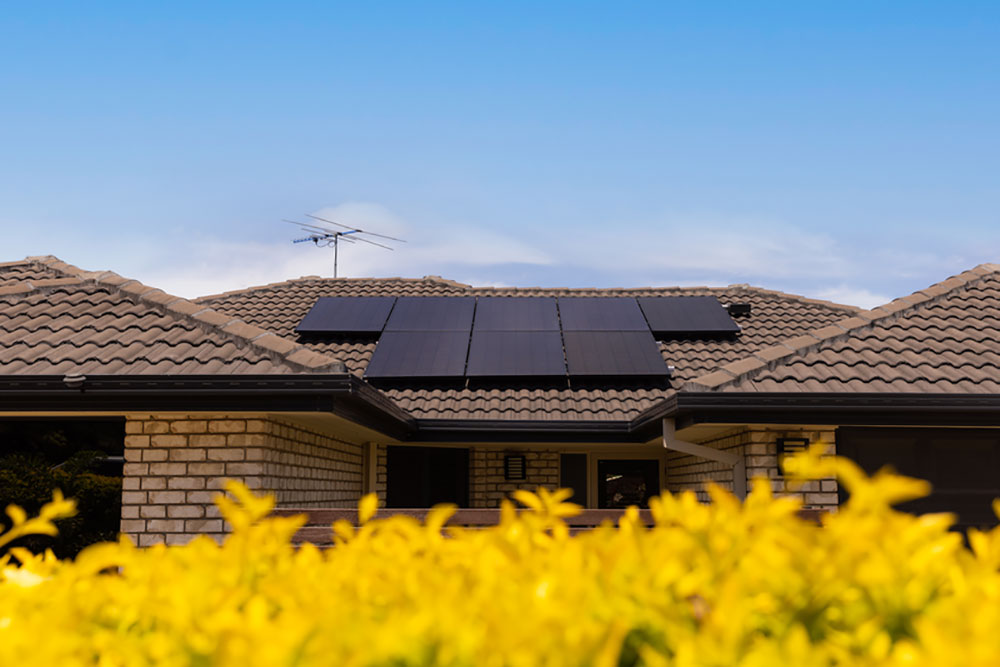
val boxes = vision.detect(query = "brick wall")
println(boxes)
[470,448,559,508]
[121,413,365,545]
[667,426,839,510]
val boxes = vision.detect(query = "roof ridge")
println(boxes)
[193,274,859,314]
[194,274,473,303]
[19,256,346,375]
[682,263,1000,392]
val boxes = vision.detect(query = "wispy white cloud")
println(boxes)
[137,202,553,297]
[813,285,891,309]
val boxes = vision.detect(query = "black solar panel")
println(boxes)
[466,331,567,377]
[563,331,669,377]
[473,297,559,332]
[383,297,476,332]
[558,297,649,332]
[295,297,397,334]
[637,296,740,336]
[364,331,471,378]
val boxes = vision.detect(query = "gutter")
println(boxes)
[0,374,415,440]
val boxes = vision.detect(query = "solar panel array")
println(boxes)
[295,295,739,380]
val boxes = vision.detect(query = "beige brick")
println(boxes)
[141,477,167,490]
[170,420,208,434]
[121,505,140,519]
[120,519,146,533]
[227,433,266,447]
[121,491,147,504]
[124,434,151,448]
[245,419,269,433]
[226,463,264,475]
[167,505,205,519]
[821,480,838,492]
[186,519,224,533]
[142,449,169,462]
[207,448,244,462]
[123,463,148,476]
[168,477,206,490]
[186,491,216,504]
[122,477,141,490]
[170,448,206,462]
[151,434,187,448]
[804,492,839,506]
[148,491,186,504]
[149,462,187,476]
[138,504,165,519]
[188,462,225,476]
[189,434,226,447]
[164,533,196,546]
[146,519,185,533]
[125,420,144,434]
[138,534,165,547]
[208,420,246,434]
[123,449,143,462]
[142,421,170,434]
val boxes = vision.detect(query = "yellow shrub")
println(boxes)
[2,446,1000,666]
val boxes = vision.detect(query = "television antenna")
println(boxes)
[285,214,405,278]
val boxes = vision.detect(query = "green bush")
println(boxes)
[0,452,120,557]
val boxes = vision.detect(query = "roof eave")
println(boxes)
[671,391,1000,429]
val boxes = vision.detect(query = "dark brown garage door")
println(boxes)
[837,427,1000,530]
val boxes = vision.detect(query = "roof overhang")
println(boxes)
[665,392,1000,429]
[0,374,414,441]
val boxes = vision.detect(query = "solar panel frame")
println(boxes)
[383,297,476,332]
[557,297,650,332]
[466,331,567,377]
[637,296,740,336]
[472,297,560,332]
[563,331,669,377]
[295,296,397,334]
[364,331,471,378]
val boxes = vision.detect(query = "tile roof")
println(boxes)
[198,276,858,420]
[684,264,1000,394]
[0,257,345,376]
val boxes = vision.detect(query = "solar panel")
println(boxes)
[558,297,649,332]
[473,297,559,332]
[364,331,471,378]
[466,331,567,377]
[383,297,476,332]
[295,297,397,334]
[563,331,669,377]
[637,296,740,336]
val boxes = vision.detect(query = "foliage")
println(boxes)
[2,447,1000,665]
[0,453,122,557]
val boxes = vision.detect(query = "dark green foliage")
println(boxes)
[0,452,122,557]
[0,419,124,558]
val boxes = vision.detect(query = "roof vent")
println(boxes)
[725,303,752,317]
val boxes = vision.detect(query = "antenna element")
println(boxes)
[285,216,405,278]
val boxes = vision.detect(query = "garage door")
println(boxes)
[837,427,1000,530]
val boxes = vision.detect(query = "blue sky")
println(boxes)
[2,2,998,307]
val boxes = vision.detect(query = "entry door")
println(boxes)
[386,446,470,508]
[597,459,660,509]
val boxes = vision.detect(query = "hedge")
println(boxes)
[1,446,999,665]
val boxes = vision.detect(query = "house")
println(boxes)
[1,255,998,545]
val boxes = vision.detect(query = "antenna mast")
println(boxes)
[285,215,405,278]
